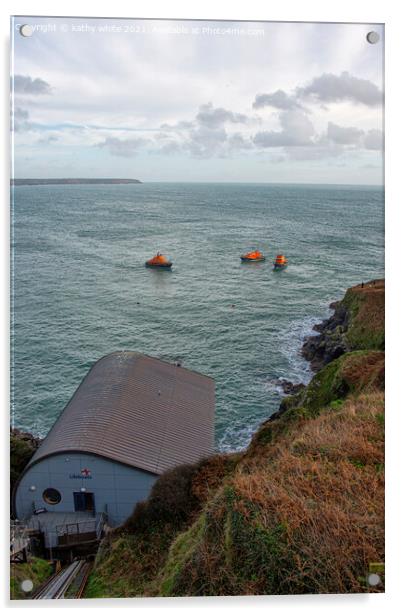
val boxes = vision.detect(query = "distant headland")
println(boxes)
[11,178,142,186]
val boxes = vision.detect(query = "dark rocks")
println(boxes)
[268,409,284,422]
[266,281,384,428]
[10,428,41,496]
[267,296,352,424]
[301,300,350,372]
[11,427,41,450]
[264,380,305,424]
[275,379,305,396]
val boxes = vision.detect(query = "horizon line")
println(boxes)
[11,178,384,187]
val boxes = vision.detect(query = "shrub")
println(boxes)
[123,463,199,534]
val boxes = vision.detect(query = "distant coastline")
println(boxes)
[11,178,142,186]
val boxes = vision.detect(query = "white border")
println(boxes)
[2,1,400,614]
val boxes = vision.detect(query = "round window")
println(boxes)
[42,488,62,505]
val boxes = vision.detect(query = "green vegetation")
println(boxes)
[85,279,385,597]
[85,454,240,598]
[280,350,384,419]
[10,435,37,494]
[10,557,52,600]
[342,280,385,351]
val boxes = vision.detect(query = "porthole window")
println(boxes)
[43,488,61,505]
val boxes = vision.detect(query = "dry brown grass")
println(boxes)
[191,454,242,504]
[341,352,384,392]
[155,392,384,595]
[244,391,384,470]
[236,392,384,593]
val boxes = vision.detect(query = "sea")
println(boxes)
[11,183,384,451]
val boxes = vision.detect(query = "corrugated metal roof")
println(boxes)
[27,352,215,475]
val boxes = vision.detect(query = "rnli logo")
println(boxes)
[69,468,92,479]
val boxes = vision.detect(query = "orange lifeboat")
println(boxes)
[273,254,288,270]
[240,249,266,263]
[145,252,172,268]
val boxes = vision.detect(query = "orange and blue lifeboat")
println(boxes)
[145,253,172,269]
[240,249,266,263]
[273,254,288,270]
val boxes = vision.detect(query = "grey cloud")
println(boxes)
[156,103,253,158]
[283,143,344,161]
[227,133,253,150]
[158,129,252,159]
[298,71,382,106]
[364,129,383,151]
[96,136,149,157]
[253,109,315,148]
[253,89,301,110]
[37,134,59,144]
[92,93,382,162]
[196,102,249,129]
[186,125,228,158]
[158,140,182,155]
[11,107,32,132]
[152,131,182,154]
[326,123,383,150]
[254,132,296,148]
[14,107,29,120]
[94,101,251,159]
[327,122,364,145]
[13,75,52,95]
[160,120,194,130]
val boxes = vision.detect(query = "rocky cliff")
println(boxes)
[302,279,384,371]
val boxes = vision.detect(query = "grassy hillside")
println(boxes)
[85,279,385,597]
[153,391,384,596]
[342,280,385,351]
[85,454,240,598]
[10,558,53,599]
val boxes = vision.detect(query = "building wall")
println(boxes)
[15,452,158,526]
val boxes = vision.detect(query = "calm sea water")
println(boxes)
[11,183,384,451]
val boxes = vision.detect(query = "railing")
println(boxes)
[56,513,106,546]
[95,512,106,538]
[10,521,30,557]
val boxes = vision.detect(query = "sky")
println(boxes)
[11,17,384,184]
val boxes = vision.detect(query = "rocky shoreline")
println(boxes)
[301,299,350,372]
[302,278,384,371]
[268,293,352,418]
[270,279,384,421]
[11,427,41,449]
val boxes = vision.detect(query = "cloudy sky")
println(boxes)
[11,17,384,184]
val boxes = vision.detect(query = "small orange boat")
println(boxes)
[273,254,288,270]
[145,252,172,269]
[240,249,266,263]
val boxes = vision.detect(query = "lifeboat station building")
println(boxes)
[13,352,215,550]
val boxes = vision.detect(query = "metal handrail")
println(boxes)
[10,521,29,543]
[55,512,106,539]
